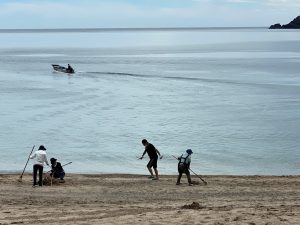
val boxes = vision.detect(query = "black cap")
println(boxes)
[38,145,46,150]
[186,149,193,154]
[50,158,57,163]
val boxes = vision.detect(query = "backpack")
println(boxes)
[178,154,189,166]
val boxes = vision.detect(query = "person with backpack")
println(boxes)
[176,149,193,186]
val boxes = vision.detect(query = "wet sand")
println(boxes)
[0,174,299,225]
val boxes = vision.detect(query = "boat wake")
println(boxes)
[79,71,297,89]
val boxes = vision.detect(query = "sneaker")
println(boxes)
[152,177,159,180]
[176,183,181,185]
[32,185,38,188]
[148,176,154,179]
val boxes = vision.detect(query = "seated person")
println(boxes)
[50,158,65,181]
[67,64,74,73]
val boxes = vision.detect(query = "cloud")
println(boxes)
[226,0,256,3]
[0,1,150,28]
[0,2,140,18]
[265,0,300,7]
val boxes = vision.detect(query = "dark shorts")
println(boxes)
[147,157,158,169]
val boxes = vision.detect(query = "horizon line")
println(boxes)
[0,26,267,33]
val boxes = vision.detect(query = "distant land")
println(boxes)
[270,15,300,29]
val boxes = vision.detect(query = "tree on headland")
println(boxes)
[269,15,300,29]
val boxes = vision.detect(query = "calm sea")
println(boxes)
[0,28,299,175]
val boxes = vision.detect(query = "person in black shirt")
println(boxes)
[139,139,162,180]
[50,158,65,181]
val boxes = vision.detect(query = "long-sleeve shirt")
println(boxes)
[30,150,49,167]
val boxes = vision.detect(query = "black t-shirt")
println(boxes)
[145,143,158,159]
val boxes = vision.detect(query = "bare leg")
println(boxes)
[154,168,159,179]
[147,166,154,176]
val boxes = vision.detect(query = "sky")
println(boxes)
[0,0,299,28]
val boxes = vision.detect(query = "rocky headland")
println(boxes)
[270,15,300,29]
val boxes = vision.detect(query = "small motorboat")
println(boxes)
[52,64,75,74]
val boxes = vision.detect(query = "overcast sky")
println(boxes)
[0,0,299,28]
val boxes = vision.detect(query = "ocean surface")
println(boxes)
[0,28,299,175]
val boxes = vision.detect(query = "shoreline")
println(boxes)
[1,172,299,176]
[0,174,299,224]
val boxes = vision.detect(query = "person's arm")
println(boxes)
[156,149,163,159]
[44,155,50,166]
[29,152,36,159]
[57,163,64,172]
[155,149,162,159]
[139,150,147,159]
[187,156,191,169]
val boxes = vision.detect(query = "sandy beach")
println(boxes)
[0,174,299,225]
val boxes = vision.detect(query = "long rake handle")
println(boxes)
[189,168,207,185]
[19,145,35,179]
[61,162,72,167]
[172,155,207,185]
[47,161,72,173]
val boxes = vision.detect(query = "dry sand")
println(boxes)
[0,174,299,225]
